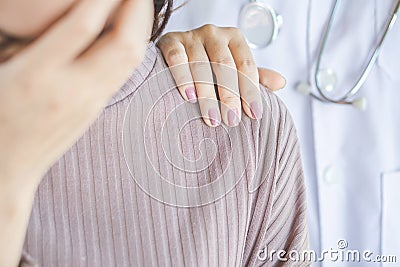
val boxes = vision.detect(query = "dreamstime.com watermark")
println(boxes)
[257,239,398,263]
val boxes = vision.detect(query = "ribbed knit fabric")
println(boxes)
[21,44,309,267]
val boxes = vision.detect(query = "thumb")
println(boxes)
[258,67,286,91]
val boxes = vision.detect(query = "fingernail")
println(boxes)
[280,76,287,89]
[250,101,262,119]
[185,87,197,103]
[228,109,239,126]
[208,108,221,127]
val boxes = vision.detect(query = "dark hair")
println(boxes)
[151,0,174,41]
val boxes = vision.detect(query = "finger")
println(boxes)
[204,40,241,127]
[76,0,153,98]
[258,68,286,91]
[158,34,197,103]
[185,43,221,127]
[228,28,262,120]
[20,0,121,65]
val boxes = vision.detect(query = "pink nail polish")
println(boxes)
[228,109,239,126]
[185,87,197,103]
[250,101,262,119]
[208,108,221,126]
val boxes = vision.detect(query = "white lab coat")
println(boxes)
[164,0,400,266]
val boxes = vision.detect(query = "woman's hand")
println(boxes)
[0,0,152,266]
[158,24,286,127]
[0,0,152,186]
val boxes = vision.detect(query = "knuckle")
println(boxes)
[241,82,261,96]
[214,56,235,67]
[193,61,213,75]
[236,58,257,71]
[198,88,216,99]
[165,48,186,66]
[199,61,213,71]
[221,95,241,105]
[160,31,174,40]
[226,27,242,37]
[158,32,178,45]
[192,66,213,84]
[200,24,218,36]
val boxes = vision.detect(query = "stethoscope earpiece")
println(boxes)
[351,98,367,111]
[296,82,312,96]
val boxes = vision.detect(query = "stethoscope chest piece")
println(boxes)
[239,0,283,48]
[316,68,337,93]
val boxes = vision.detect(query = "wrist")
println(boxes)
[1,153,45,191]
[0,167,41,202]
[0,174,37,267]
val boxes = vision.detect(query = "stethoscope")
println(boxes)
[238,0,283,48]
[239,0,400,110]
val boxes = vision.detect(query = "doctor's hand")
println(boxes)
[158,24,286,127]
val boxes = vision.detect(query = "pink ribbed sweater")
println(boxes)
[20,45,309,267]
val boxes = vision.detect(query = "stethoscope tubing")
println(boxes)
[312,0,400,105]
